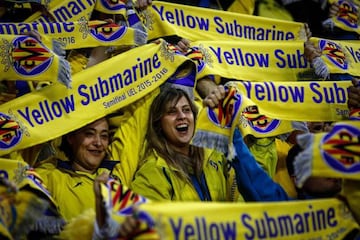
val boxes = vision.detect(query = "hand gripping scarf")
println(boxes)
[192,83,305,160]
[294,120,360,226]
[310,37,360,79]
[322,0,360,36]
[0,40,192,156]
[192,80,352,158]
[60,177,159,240]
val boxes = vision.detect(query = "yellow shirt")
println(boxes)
[36,158,120,221]
[131,149,230,201]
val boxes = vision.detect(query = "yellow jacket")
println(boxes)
[130,148,230,201]
[36,158,120,221]
[109,88,160,187]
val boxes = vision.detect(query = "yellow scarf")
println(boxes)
[0,158,60,239]
[323,0,360,35]
[294,121,360,185]
[60,177,159,239]
[94,0,126,15]
[0,34,71,88]
[310,37,360,79]
[145,1,306,42]
[0,20,147,50]
[189,40,315,81]
[193,80,352,155]
[233,80,352,121]
[140,199,359,239]
[350,108,360,120]
[294,120,360,226]
[0,40,192,157]
[0,183,48,239]
[24,0,95,23]
[0,158,58,209]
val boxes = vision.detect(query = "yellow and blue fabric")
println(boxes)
[0,20,147,50]
[130,148,229,201]
[0,158,64,238]
[25,0,95,23]
[147,1,306,42]
[139,198,359,239]
[0,34,71,88]
[35,157,120,221]
[294,121,360,186]
[0,40,190,157]
[322,0,360,38]
[59,177,159,240]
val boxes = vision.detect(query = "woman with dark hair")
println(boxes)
[35,117,140,239]
[130,87,233,201]
[35,118,117,219]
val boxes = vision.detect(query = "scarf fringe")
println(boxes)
[52,39,66,58]
[312,57,330,79]
[51,38,72,88]
[134,29,148,46]
[32,215,66,235]
[322,18,335,32]
[192,130,229,154]
[11,192,49,239]
[58,56,72,89]
[227,142,236,161]
[293,133,314,188]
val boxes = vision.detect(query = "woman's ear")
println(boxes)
[66,134,73,145]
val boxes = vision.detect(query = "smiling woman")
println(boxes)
[35,117,119,221]
[130,87,232,201]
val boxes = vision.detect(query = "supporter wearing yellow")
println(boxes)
[35,118,120,221]
[132,148,228,201]
[109,89,160,187]
[131,87,233,201]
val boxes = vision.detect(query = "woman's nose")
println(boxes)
[177,110,186,119]
[93,135,102,146]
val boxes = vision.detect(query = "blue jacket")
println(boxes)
[231,128,293,201]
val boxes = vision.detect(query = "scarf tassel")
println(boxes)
[293,133,314,188]
[52,39,72,88]
[192,130,229,155]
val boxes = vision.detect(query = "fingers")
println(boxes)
[94,172,109,197]
[103,18,114,23]
[118,215,140,237]
[203,85,226,108]
[347,86,360,109]
[351,78,360,87]
[304,23,312,40]
[328,3,339,18]
[347,78,360,109]
[151,39,161,44]
[176,38,191,52]
[135,0,152,10]
[304,40,322,62]
[94,172,110,228]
